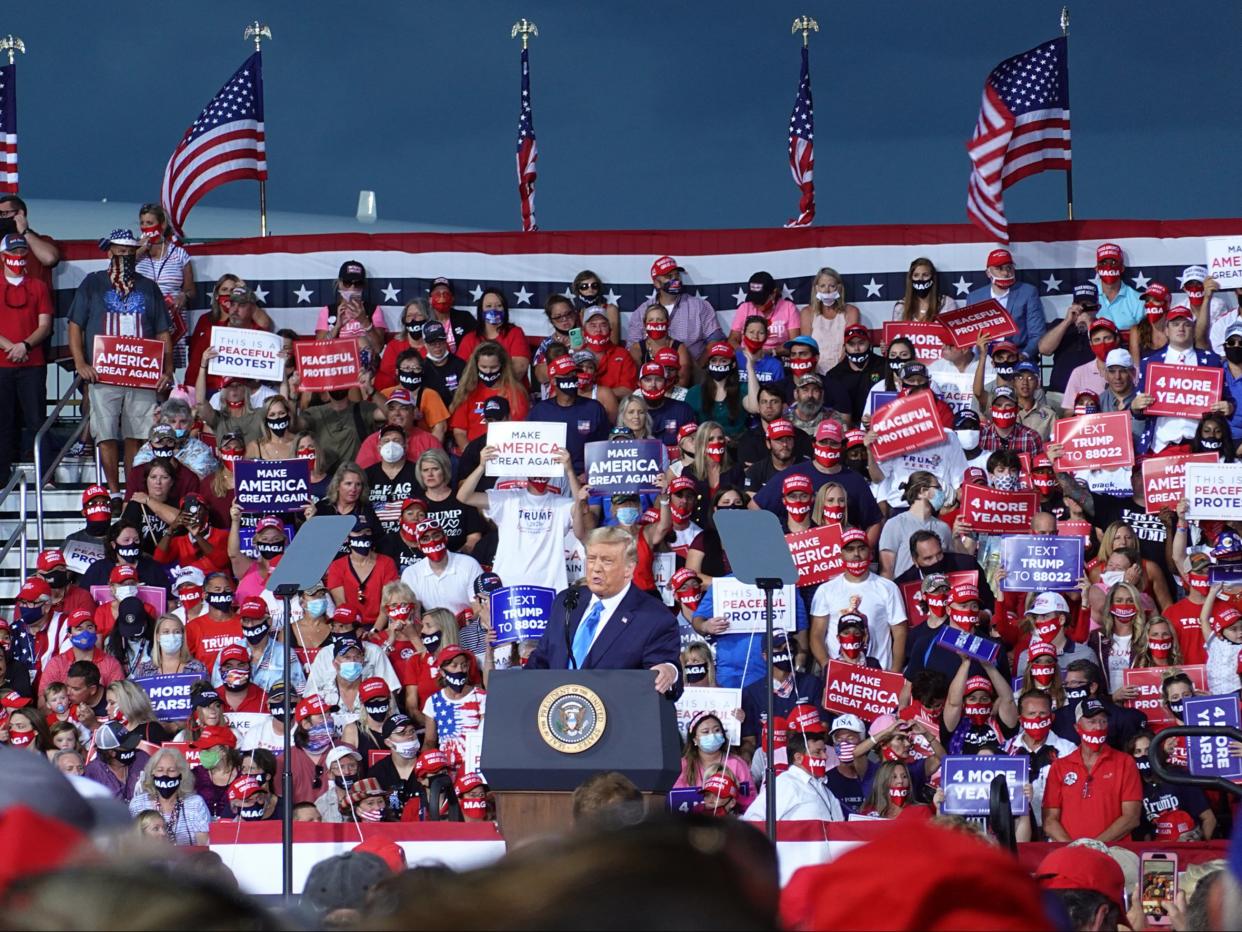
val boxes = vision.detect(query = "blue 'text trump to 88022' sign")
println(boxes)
[233,459,312,513]
[491,585,556,645]
[1185,695,1242,780]
[584,440,667,494]
[941,755,1029,816]
[999,535,1083,592]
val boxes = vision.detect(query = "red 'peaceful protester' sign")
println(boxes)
[1142,452,1218,513]
[935,299,1018,348]
[869,392,944,462]
[1124,665,1208,726]
[899,570,980,626]
[1051,411,1135,472]
[959,483,1039,535]
[882,321,948,366]
[822,660,903,721]
[785,524,843,587]
[294,339,361,392]
[92,336,164,390]
[1144,362,1223,418]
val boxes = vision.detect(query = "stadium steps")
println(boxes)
[0,459,97,604]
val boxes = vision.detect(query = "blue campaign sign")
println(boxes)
[667,787,705,814]
[491,585,557,645]
[233,458,312,513]
[584,439,667,494]
[872,391,898,412]
[1209,563,1242,586]
[1000,535,1084,592]
[933,626,1000,666]
[941,755,1029,816]
[1185,695,1242,780]
[132,673,201,721]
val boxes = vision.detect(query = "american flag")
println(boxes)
[516,47,538,233]
[785,46,815,228]
[965,36,1070,243]
[160,52,267,238]
[0,64,17,193]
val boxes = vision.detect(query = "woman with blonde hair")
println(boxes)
[679,421,743,513]
[1087,580,1149,700]
[1132,616,1183,670]
[615,392,654,440]
[1090,521,1172,609]
[106,679,170,744]
[680,642,716,688]
[406,607,461,729]
[811,481,852,529]
[245,395,298,460]
[128,747,212,845]
[308,462,381,555]
[134,614,207,679]
[800,266,860,371]
[417,448,484,555]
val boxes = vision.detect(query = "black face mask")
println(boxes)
[405,321,424,338]
[349,538,374,556]
[1227,346,1242,365]
[477,370,501,387]
[1168,699,1185,721]
[255,540,285,559]
[707,364,733,381]
[684,664,708,683]
[1198,437,1224,452]
[1135,756,1152,775]
[153,776,181,798]
[444,670,470,690]
[334,775,357,792]
[116,545,141,562]
[44,570,69,590]
[266,418,290,436]
[243,624,269,645]
[555,378,578,395]
[1064,686,1088,704]
[206,592,235,612]
[116,749,137,765]
[771,651,793,672]
[888,358,908,372]
[911,279,934,295]
[994,363,1016,380]
[398,371,422,390]
[365,702,389,718]
[422,632,442,653]
[846,351,871,367]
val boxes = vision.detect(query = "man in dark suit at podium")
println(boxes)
[527,526,684,700]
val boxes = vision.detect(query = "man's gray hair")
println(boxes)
[157,397,191,422]
[586,526,638,564]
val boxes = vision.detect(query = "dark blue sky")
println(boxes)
[13,1,1240,231]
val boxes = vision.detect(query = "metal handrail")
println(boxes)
[0,472,29,580]
[33,375,85,551]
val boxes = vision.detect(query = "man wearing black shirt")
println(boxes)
[1037,283,1099,394]
[420,320,467,408]
[744,417,807,494]
[825,323,886,425]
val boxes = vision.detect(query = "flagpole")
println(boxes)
[244,21,272,236]
[512,19,539,232]
[1061,6,1073,221]
[0,35,25,66]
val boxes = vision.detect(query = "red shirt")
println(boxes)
[217,682,269,714]
[374,336,421,391]
[591,343,639,391]
[54,586,97,618]
[1164,597,1208,665]
[326,554,400,626]
[354,427,443,470]
[92,603,119,641]
[387,640,423,688]
[154,527,231,575]
[0,277,51,368]
[186,614,245,668]
[456,325,531,365]
[1043,743,1142,840]
[448,385,530,443]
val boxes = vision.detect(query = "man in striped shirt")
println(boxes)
[626,256,725,363]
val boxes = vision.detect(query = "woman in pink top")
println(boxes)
[801,267,861,371]
[672,712,756,808]
[314,259,387,362]
[227,508,288,602]
[729,271,800,355]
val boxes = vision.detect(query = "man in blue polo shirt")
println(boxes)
[1093,242,1144,330]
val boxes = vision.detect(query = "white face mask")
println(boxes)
[956,429,980,450]
[339,288,362,302]
[392,739,419,759]
[380,441,404,464]
[115,585,138,600]
[1101,570,1125,587]
[817,291,839,304]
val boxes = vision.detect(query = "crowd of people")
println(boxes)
[1,197,1242,927]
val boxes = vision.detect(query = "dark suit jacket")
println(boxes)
[964,281,1046,362]
[526,582,684,699]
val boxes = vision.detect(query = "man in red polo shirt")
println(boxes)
[216,643,269,714]
[1042,698,1142,842]
[35,549,95,617]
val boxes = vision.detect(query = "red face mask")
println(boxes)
[577,372,593,390]
[2,253,26,276]
[8,730,33,748]
[742,336,766,354]
[991,275,1016,290]
[1029,664,1056,687]
[1032,474,1057,495]
[676,587,702,611]
[839,635,864,658]
[645,321,669,340]
[964,702,992,725]
[430,293,454,314]
[1145,304,1165,324]
[814,445,841,469]
[1097,266,1122,284]
[1187,573,1210,597]
[1021,715,1052,743]
[421,538,448,561]
[706,439,726,463]
[926,591,948,616]
[789,357,816,377]
[297,447,317,461]
[1091,340,1117,361]
[888,784,910,808]
[526,479,550,495]
[1077,722,1108,748]
[139,223,162,240]
[460,796,489,820]
[1111,603,1138,623]
[803,754,828,778]
[178,585,204,610]
[1185,285,1205,306]
[949,608,977,631]
[990,407,1018,429]
[783,498,812,522]
[821,504,845,525]
[1034,617,1062,642]
[584,331,611,350]
[843,559,870,577]
[400,519,419,539]
[1149,635,1173,660]
[639,382,666,402]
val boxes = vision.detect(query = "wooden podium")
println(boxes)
[493,790,666,846]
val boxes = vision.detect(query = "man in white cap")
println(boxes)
[67,229,173,501]
[1178,265,1229,345]
[1014,592,1096,675]
[1097,348,1142,445]
[822,713,869,813]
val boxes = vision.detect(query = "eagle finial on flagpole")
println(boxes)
[0,36,25,66]
[511,18,538,50]
[791,16,818,47]
[244,21,272,53]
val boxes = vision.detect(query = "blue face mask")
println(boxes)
[928,488,946,511]
[339,661,364,683]
[18,605,42,625]
[698,732,727,753]
[483,309,504,326]
[615,506,640,527]
[70,630,97,650]
[172,427,189,439]
[306,598,327,617]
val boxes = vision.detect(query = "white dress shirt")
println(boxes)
[743,764,845,822]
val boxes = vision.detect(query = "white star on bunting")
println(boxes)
[1130,271,1151,291]
[732,287,747,306]
[952,276,973,297]
[468,284,484,302]
[1041,274,1062,294]
[603,289,622,306]
[513,285,533,305]
[381,283,401,303]
[251,284,268,303]
[781,284,796,301]
[863,278,883,298]
[293,284,313,304]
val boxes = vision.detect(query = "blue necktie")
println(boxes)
[571,600,604,668]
